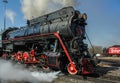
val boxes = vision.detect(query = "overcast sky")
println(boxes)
[0,0,120,47]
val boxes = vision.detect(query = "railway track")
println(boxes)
[25,63,120,83]
[1,74,120,83]
[28,65,120,83]
[0,59,120,83]
[55,73,120,83]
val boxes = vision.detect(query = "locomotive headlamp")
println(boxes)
[82,13,87,21]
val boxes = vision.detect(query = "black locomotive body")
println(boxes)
[0,7,95,75]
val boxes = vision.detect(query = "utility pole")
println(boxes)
[3,0,8,30]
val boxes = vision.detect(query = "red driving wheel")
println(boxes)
[67,62,78,75]
[42,65,49,70]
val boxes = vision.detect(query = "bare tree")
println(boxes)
[89,45,103,55]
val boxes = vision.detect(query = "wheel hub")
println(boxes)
[67,62,78,75]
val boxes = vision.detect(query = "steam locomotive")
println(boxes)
[0,7,96,75]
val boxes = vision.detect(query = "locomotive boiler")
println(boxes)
[0,6,95,75]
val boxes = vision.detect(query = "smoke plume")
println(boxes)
[6,9,16,24]
[21,0,76,20]
[0,59,59,83]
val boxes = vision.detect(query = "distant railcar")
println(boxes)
[103,45,120,56]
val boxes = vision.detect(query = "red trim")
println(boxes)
[54,32,77,72]
[2,33,54,43]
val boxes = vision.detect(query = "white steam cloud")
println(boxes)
[6,9,16,24]
[0,59,59,83]
[21,0,76,20]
